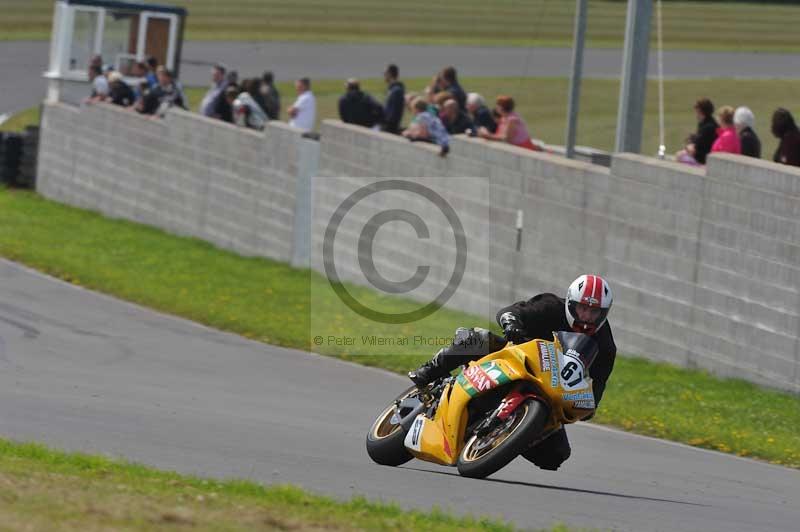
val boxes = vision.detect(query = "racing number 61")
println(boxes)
[560,361,583,387]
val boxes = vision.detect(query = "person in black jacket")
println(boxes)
[676,98,718,165]
[440,98,473,135]
[409,274,616,471]
[382,64,405,134]
[734,106,761,159]
[338,79,384,128]
[771,107,800,167]
[466,92,497,135]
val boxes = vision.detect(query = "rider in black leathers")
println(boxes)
[408,275,616,471]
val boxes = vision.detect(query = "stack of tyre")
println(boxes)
[16,126,39,188]
[0,126,37,188]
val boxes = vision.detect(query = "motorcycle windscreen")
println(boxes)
[554,331,599,370]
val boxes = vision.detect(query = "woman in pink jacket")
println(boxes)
[711,106,741,155]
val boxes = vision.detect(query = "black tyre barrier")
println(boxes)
[0,127,38,188]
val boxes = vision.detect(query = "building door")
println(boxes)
[137,13,177,70]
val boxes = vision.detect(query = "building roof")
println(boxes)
[63,0,187,17]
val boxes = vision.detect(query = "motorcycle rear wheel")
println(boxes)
[365,386,417,466]
[457,399,548,479]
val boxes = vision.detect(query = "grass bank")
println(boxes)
[0,105,39,134]
[2,438,578,531]
[4,1,800,52]
[1,187,798,469]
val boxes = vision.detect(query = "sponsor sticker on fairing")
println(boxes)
[562,392,594,401]
[574,399,595,409]
[404,415,426,452]
[463,363,496,393]
[548,344,559,388]
[537,342,551,372]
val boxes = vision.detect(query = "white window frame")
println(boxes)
[66,5,105,78]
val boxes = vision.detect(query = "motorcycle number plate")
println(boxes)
[404,414,426,452]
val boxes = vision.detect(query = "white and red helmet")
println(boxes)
[565,274,613,335]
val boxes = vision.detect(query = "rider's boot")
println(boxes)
[409,327,499,387]
[408,348,451,387]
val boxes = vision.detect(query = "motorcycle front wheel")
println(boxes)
[457,399,548,479]
[365,386,418,466]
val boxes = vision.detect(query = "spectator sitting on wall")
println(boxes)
[248,78,269,122]
[223,84,241,116]
[200,63,227,117]
[106,71,136,107]
[259,71,281,120]
[771,107,800,167]
[85,65,109,103]
[403,98,450,156]
[382,64,405,135]
[440,98,473,135]
[407,91,440,121]
[430,66,467,110]
[466,92,497,136]
[141,67,188,116]
[233,78,268,130]
[734,106,761,159]
[676,98,718,165]
[478,95,541,151]
[288,77,316,131]
[212,80,235,123]
[338,78,384,129]
[710,106,741,155]
[133,80,151,114]
[145,56,159,88]
[131,61,149,101]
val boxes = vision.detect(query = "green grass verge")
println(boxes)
[0,187,798,470]
[5,0,800,52]
[0,105,40,133]
[8,77,800,159]
[2,438,584,531]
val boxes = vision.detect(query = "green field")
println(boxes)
[1,187,798,469]
[3,438,568,531]
[4,0,800,51]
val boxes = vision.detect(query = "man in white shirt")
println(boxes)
[287,78,316,131]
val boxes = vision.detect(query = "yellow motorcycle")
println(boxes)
[366,331,598,478]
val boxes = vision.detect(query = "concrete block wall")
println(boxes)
[315,121,495,318]
[36,108,800,393]
[317,120,800,393]
[37,102,309,263]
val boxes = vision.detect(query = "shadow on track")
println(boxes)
[400,466,711,507]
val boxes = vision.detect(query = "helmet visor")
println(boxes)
[568,301,609,333]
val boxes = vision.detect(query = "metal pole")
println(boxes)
[565,0,588,159]
[615,0,653,154]
[656,0,666,158]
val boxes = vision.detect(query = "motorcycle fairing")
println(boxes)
[401,333,597,466]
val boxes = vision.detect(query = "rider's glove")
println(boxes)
[499,312,527,344]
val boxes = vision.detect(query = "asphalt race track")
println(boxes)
[0,258,798,531]
[3,39,800,116]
